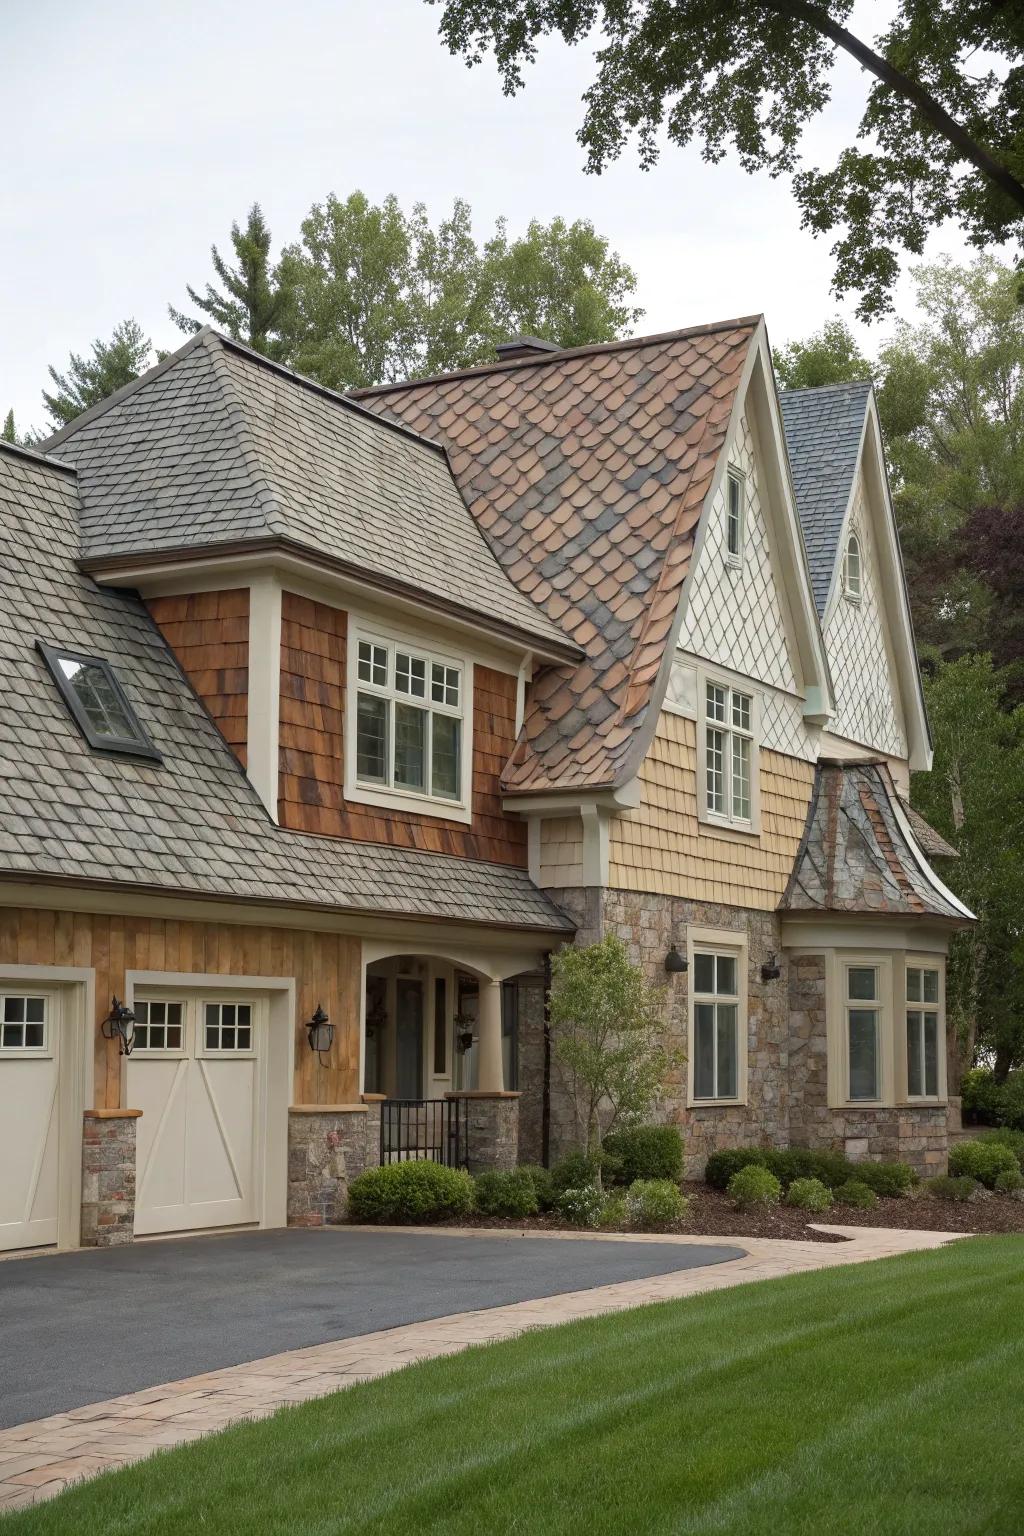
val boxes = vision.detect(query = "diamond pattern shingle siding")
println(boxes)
[356,321,758,793]
[779,382,871,616]
[0,443,572,933]
[44,333,570,655]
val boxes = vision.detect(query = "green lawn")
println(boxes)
[6,1237,1024,1535]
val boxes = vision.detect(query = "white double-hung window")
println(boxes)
[688,928,748,1105]
[349,628,470,819]
[700,676,758,830]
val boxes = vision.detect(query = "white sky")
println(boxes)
[2,0,969,433]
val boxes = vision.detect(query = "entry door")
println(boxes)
[127,993,262,1236]
[395,979,423,1099]
[0,990,60,1251]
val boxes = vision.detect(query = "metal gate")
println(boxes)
[379,1098,469,1168]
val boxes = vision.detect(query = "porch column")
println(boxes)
[477,978,504,1092]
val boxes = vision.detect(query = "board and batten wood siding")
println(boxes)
[146,589,249,768]
[278,591,527,866]
[0,908,361,1110]
[609,711,815,909]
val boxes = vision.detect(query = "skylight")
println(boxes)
[37,642,161,761]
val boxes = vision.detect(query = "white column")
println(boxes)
[476,978,504,1093]
[247,574,282,821]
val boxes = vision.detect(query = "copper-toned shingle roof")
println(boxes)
[356,321,758,793]
[780,761,970,921]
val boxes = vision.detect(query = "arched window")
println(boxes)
[844,532,862,601]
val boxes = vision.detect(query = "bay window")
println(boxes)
[824,951,945,1107]
[906,965,941,1099]
[348,628,471,818]
[844,964,881,1101]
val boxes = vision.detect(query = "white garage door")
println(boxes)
[127,993,263,1237]
[0,991,60,1252]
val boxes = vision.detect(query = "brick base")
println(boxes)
[287,1104,382,1227]
[448,1093,519,1174]
[81,1111,140,1246]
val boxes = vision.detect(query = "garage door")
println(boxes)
[127,993,263,1237]
[0,990,60,1252]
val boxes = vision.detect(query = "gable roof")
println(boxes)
[0,441,572,934]
[779,381,872,616]
[355,320,760,793]
[42,331,574,660]
[780,761,972,923]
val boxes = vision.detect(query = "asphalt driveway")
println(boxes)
[0,1228,744,1428]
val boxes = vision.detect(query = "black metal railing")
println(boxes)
[379,1098,469,1169]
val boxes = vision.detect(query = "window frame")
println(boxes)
[37,640,161,762]
[825,951,896,1109]
[686,926,748,1107]
[843,532,863,604]
[695,667,761,835]
[725,467,745,567]
[345,620,474,823]
[0,990,55,1058]
[903,956,947,1103]
[131,997,188,1057]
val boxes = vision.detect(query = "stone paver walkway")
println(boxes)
[0,1223,960,1513]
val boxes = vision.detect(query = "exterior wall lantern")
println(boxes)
[307,1004,334,1062]
[761,953,782,982]
[454,1013,476,1053]
[101,996,136,1056]
[664,944,688,975]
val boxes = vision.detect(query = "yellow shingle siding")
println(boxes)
[608,711,815,909]
[539,815,584,887]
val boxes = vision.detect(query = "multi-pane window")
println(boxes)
[355,637,463,802]
[37,642,160,760]
[726,469,744,562]
[133,1000,184,1051]
[204,1002,253,1052]
[0,995,46,1050]
[692,951,740,1100]
[844,532,862,601]
[704,681,753,824]
[845,965,880,1100]
[907,967,940,1098]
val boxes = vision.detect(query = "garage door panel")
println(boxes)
[0,992,61,1253]
[134,1059,189,1219]
[187,1060,254,1208]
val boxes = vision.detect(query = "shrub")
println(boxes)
[834,1180,878,1209]
[600,1194,628,1229]
[602,1125,684,1185]
[348,1161,475,1224]
[625,1178,689,1231]
[550,1151,600,1194]
[961,1068,1024,1131]
[948,1138,1019,1189]
[728,1164,782,1209]
[925,1175,981,1202]
[474,1168,538,1219]
[994,1167,1024,1195]
[704,1147,767,1189]
[849,1161,917,1198]
[764,1148,854,1191]
[981,1127,1024,1170]
[517,1164,556,1211]
[556,1185,605,1228]
[785,1177,833,1213]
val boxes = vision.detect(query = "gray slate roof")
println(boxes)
[779,381,871,616]
[43,331,573,656]
[780,761,967,922]
[0,441,572,934]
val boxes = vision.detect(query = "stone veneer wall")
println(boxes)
[81,1111,139,1246]
[788,954,948,1176]
[514,977,547,1167]
[450,1093,519,1174]
[287,1103,382,1227]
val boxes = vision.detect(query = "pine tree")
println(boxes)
[170,203,291,360]
[42,320,153,430]
[2,411,16,445]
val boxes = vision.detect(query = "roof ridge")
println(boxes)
[207,339,291,542]
[779,379,873,400]
[39,329,214,452]
[352,315,762,398]
[0,438,77,475]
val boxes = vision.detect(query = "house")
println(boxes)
[0,319,969,1253]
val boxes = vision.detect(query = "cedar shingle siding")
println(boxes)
[147,590,249,768]
[278,592,526,865]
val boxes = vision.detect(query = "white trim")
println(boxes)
[580,805,609,887]
[124,970,295,1231]
[345,614,474,824]
[686,926,748,1107]
[695,664,762,835]
[247,573,282,820]
[0,964,94,1252]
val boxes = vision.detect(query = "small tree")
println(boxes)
[548,933,682,1160]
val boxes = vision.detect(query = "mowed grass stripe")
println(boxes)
[4,1237,1023,1536]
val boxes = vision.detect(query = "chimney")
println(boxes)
[494,335,562,362]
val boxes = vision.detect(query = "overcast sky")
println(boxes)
[3,0,968,433]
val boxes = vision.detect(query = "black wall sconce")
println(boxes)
[664,944,688,975]
[307,1003,334,1063]
[761,953,782,983]
[101,996,136,1056]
